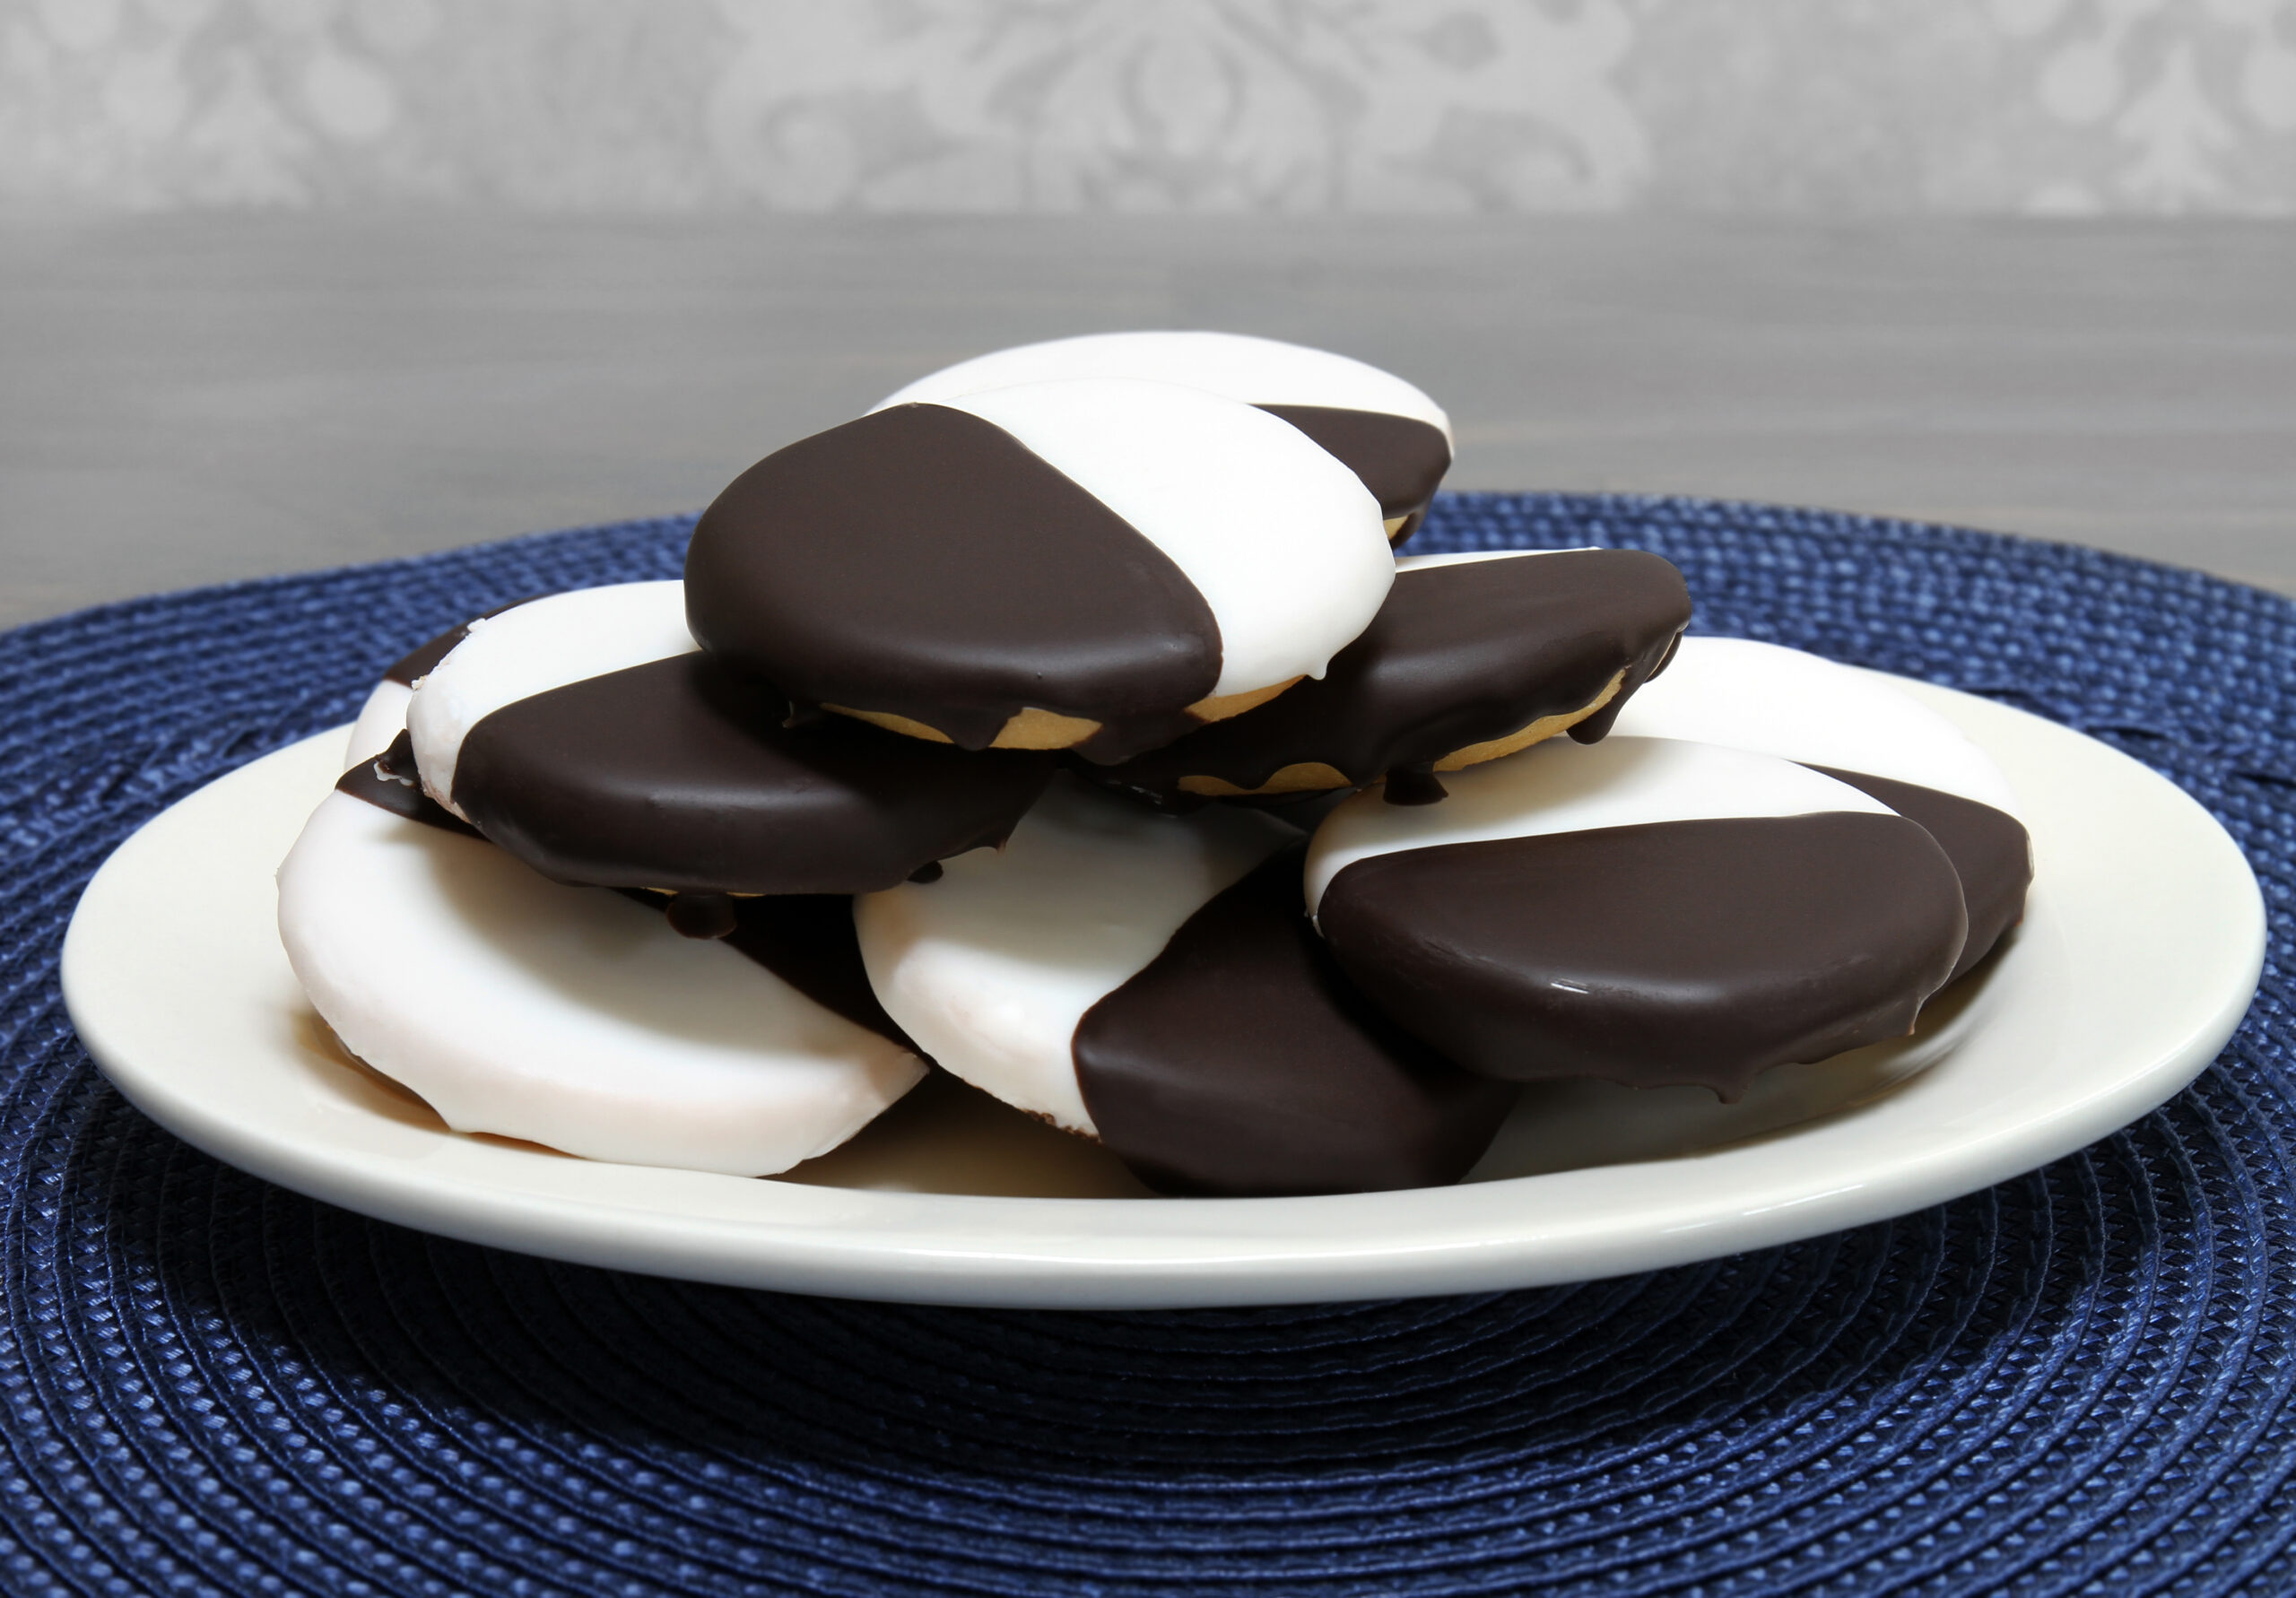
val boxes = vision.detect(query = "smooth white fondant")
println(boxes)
[344,680,411,770]
[855,776,1297,1136]
[937,379,1394,698]
[1304,735,1892,915]
[276,791,924,1175]
[1610,638,2021,816]
[1392,548,1600,573]
[874,331,1452,442]
[406,581,694,818]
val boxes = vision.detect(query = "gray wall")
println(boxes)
[7,0,2295,214]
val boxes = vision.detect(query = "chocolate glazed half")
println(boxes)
[335,731,914,1047]
[1254,404,1452,545]
[1090,549,1691,808]
[1811,767,2031,985]
[1317,812,1968,1101]
[685,404,1222,761]
[449,652,1055,895]
[1074,844,1518,1196]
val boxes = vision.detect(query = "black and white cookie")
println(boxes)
[685,378,1396,763]
[1305,736,1970,1100]
[278,783,926,1176]
[1608,638,2031,981]
[403,582,1055,902]
[1091,548,1691,809]
[854,777,1515,1195]
[874,331,1455,542]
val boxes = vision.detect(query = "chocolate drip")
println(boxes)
[1092,550,1691,806]
[665,891,738,940]
[1565,678,1639,744]
[452,653,1055,896]
[335,730,483,839]
[337,732,910,1047]
[1811,767,2031,984]
[1075,845,1516,1196]
[378,596,539,686]
[1254,404,1451,538]
[1644,628,1684,682]
[686,404,1222,761]
[1318,813,1967,1101]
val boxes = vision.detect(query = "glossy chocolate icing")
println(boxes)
[685,404,1222,761]
[335,732,913,1047]
[1254,404,1451,541]
[1813,766,2031,984]
[450,652,1056,896]
[1092,550,1691,808]
[1318,812,1967,1100]
[1074,845,1516,1195]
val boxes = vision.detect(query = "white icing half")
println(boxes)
[1393,548,1599,573]
[344,680,411,771]
[277,791,925,1175]
[406,581,695,819]
[854,776,1297,1137]
[938,379,1394,698]
[874,331,1452,442]
[1609,637,2020,817]
[1304,735,1892,916]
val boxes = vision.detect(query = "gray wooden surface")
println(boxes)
[4,214,2292,630]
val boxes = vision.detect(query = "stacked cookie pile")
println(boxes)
[280,333,2031,1198]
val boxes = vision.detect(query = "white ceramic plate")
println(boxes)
[61,678,2264,1309]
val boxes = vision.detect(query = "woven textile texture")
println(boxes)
[4,494,2294,1595]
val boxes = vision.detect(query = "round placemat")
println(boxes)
[5,495,2293,1595]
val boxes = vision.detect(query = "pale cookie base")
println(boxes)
[1180,762,1352,800]
[1187,676,1303,725]
[1384,515,1410,540]
[1175,671,1627,799]
[830,676,1308,751]
[829,703,1102,751]
[993,706,1106,749]
[1432,671,1625,772]
[829,707,959,744]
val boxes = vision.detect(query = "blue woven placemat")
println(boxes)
[4,493,2294,1595]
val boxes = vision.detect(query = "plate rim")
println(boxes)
[60,678,2266,1308]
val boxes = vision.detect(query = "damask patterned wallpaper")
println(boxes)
[5,0,2293,213]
